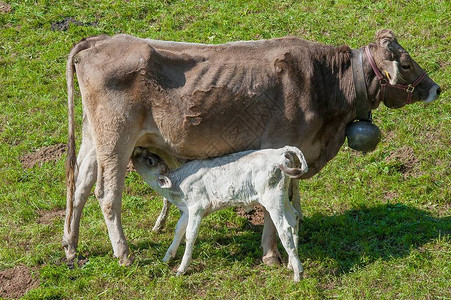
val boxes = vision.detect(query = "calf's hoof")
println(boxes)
[162,254,172,263]
[152,223,163,233]
[293,266,304,282]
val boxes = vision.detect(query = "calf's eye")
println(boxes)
[401,65,411,70]
[147,158,155,166]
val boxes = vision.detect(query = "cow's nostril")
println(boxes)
[436,87,441,95]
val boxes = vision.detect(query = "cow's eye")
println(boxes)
[147,157,155,166]
[401,65,411,70]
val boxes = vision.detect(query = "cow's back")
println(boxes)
[75,34,354,177]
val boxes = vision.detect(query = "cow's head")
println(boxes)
[368,29,441,108]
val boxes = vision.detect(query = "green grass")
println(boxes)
[1,0,450,299]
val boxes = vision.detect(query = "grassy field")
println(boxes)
[1,0,450,298]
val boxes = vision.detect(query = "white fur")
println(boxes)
[132,146,308,282]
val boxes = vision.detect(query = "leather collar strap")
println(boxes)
[364,46,426,104]
[351,49,371,121]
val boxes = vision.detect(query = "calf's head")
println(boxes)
[368,29,441,108]
[132,147,172,189]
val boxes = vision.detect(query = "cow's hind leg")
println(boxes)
[91,110,140,265]
[95,146,135,266]
[63,126,97,263]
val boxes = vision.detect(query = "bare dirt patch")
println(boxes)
[51,17,98,31]
[236,204,265,226]
[0,266,39,299]
[385,146,420,177]
[0,2,12,14]
[37,208,65,225]
[20,143,66,169]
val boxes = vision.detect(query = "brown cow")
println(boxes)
[63,30,440,266]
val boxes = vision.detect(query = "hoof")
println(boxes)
[119,254,135,266]
[262,255,282,267]
[293,269,304,282]
[63,242,77,264]
[152,224,163,233]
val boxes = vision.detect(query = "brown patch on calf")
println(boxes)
[20,144,66,168]
[0,266,39,299]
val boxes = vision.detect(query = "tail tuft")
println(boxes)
[278,146,308,179]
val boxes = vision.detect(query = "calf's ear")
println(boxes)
[157,175,172,189]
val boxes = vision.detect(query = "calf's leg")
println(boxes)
[266,204,303,282]
[287,180,302,269]
[177,208,203,276]
[163,210,188,262]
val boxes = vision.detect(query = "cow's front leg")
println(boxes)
[261,208,282,266]
[95,153,134,266]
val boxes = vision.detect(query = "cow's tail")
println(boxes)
[65,35,108,232]
[278,146,308,179]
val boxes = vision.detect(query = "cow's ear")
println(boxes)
[376,29,398,51]
[157,175,172,189]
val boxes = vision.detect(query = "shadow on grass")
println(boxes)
[175,204,450,274]
[298,203,451,273]
[81,204,449,276]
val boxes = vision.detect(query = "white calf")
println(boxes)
[132,146,308,282]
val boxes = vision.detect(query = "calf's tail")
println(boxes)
[278,146,308,179]
[65,35,108,231]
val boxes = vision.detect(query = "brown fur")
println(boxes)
[63,30,440,264]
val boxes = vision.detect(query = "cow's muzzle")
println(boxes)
[424,84,441,104]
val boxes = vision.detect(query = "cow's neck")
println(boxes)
[351,48,372,121]
[361,44,384,110]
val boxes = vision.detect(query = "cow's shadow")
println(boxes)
[191,203,450,274]
[297,204,450,273]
